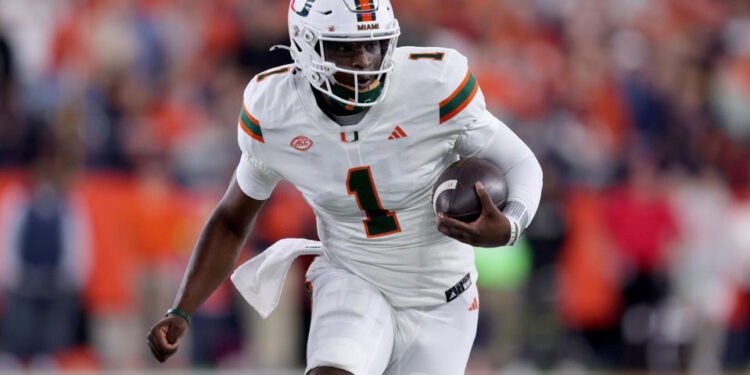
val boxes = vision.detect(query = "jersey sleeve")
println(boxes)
[436,50,499,157]
[437,50,543,233]
[235,78,282,200]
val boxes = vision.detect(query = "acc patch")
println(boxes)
[290,135,313,151]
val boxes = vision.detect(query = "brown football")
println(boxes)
[432,157,508,222]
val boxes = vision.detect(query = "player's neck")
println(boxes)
[317,88,367,114]
[312,87,370,125]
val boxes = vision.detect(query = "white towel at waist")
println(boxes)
[231,238,323,319]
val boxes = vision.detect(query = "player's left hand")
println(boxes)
[435,182,511,247]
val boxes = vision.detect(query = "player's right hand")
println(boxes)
[436,182,512,247]
[147,315,189,362]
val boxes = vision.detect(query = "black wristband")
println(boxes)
[166,308,191,325]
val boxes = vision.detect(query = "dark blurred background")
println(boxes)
[0,0,749,373]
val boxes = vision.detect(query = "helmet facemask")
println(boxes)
[308,27,399,109]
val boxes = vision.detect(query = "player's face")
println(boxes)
[323,40,384,89]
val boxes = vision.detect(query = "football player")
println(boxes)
[147,0,543,374]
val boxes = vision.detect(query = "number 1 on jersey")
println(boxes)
[346,166,401,238]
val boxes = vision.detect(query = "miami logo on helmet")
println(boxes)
[291,0,316,17]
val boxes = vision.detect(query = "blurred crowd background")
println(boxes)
[0,0,749,373]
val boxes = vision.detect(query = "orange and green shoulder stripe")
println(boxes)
[239,104,263,143]
[256,66,290,82]
[439,70,478,124]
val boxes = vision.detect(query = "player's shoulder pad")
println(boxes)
[392,47,475,122]
[433,49,478,124]
[238,64,294,144]
[393,47,469,91]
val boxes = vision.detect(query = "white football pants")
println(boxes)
[304,256,479,375]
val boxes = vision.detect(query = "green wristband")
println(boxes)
[166,308,191,325]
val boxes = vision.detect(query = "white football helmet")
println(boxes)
[287,0,400,108]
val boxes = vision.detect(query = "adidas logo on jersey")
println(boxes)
[468,297,478,311]
[387,126,407,140]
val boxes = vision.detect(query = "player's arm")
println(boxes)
[455,125,543,246]
[147,175,264,362]
[437,125,543,247]
[147,76,279,362]
[434,51,542,247]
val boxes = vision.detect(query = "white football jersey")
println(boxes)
[236,46,505,307]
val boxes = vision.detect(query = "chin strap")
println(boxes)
[329,80,383,110]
